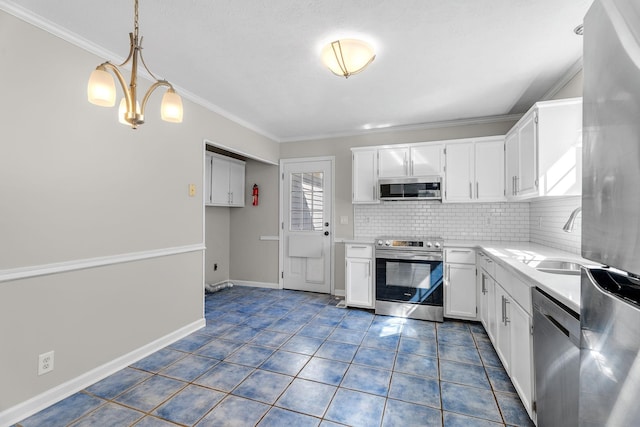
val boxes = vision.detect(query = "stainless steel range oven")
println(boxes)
[375,237,444,322]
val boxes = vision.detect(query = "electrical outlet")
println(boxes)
[188,184,196,197]
[38,351,54,375]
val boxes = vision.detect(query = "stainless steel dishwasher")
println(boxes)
[532,287,580,427]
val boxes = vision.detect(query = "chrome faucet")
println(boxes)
[562,207,582,232]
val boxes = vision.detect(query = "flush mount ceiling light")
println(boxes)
[87,0,183,129]
[321,39,376,78]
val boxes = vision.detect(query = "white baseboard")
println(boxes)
[229,280,280,290]
[0,319,205,427]
[333,289,345,297]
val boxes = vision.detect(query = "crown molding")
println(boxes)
[278,113,523,144]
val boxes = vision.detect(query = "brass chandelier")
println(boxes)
[87,0,183,129]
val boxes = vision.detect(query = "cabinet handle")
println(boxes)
[487,259,493,264]
[476,182,479,198]
[450,249,471,253]
[504,298,510,324]
[368,260,371,277]
[481,276,487,294]
[351,245,368,249]
[501,296,506,323]
[469,182,472,199]
[512,176,516,195]
[515,176,519,194]
[446,265,451,282]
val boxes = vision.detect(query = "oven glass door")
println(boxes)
[375,256,443,306]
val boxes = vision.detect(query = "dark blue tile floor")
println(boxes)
[16,286,534,427]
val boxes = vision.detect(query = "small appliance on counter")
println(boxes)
[579,1,640,425]
[374,237,444,321]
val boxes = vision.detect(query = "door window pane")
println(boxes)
[290,172,324,231]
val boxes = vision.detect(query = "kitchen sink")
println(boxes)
[533,259,582,276]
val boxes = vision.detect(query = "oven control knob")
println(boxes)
[434,242,441,249]
[385,240,391,246]
[376,240,383,246]
[426,242,432,248]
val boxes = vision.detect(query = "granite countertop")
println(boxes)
[445,240,601,314]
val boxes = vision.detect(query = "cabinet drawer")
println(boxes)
[346,244,373,259]
[446,248,475,264]
[495,263,532,315]
[477,252,496,278]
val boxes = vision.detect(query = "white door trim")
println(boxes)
[279,156,335,294]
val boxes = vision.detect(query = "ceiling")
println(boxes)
[2,0,593,142]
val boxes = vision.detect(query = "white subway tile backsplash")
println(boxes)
[354,197,582,255]
[529,196,581,254]
[354,201,530,242]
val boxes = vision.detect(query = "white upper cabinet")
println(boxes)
[352,149,378,204]
[444,142,474,202]
[444,137,505,203]
[206,152,245,207]
[228,160,245,207]
[410,144,444,176]
[506,98,582,200]
[378,146,410,177]
[475,138,506,201]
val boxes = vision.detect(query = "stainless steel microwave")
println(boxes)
[379,176,442,201]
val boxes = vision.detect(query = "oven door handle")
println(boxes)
[375,251,442,262]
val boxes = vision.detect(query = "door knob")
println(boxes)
[324,231,330,236]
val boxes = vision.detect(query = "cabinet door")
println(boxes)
[444,142,474,202]
[352,150,378,203]
[205,152,213,205]
[445,263,477,320]
[517,110,538,197]
[345,258,374,308]
[510,300,534,418]
[411,144,443,176]
[228,160,245,207]
[479,270,490,331]
[378,147,409,177]
[475,139,505,201]
[495,285,511,373]
[505,130,519,200]
[210,155,231,205]
[486,277,497,343]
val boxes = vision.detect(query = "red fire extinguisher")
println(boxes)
[252,184,259,206]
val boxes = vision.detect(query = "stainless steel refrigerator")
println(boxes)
[580,0,640,425]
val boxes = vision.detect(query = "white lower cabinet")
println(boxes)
[345,244,374,309]
[477,250,535,422]
[492,265,535,421]
[495,284,512,373]
[444,248,477,320]
[509,299,534,418]
[477,252,497,342]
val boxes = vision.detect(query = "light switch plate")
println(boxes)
[188,184,196,197]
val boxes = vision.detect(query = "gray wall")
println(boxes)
[0,9,278,413]
[230,160,280,284]
[205,159,280,286]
